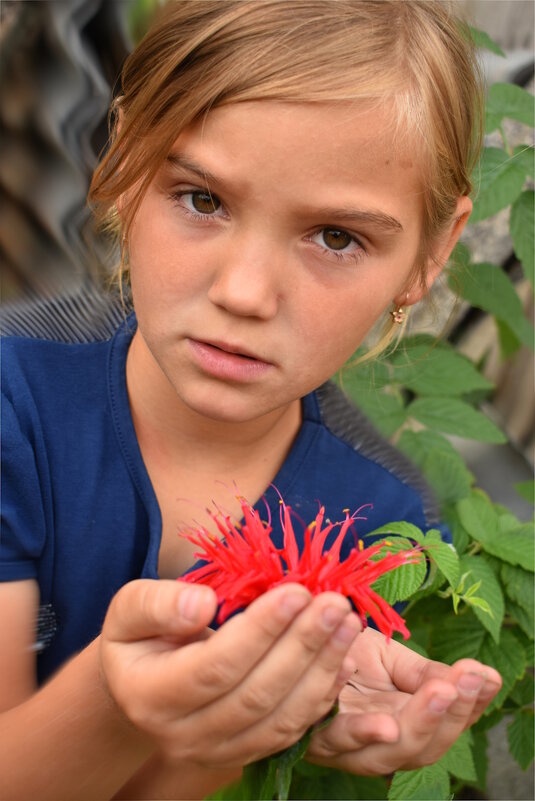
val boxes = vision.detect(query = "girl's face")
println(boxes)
[127,101,463,424]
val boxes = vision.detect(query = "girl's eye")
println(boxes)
[320,228,353,251]
[185,191,221,215]
[309,227,363,259]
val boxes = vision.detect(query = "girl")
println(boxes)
[1,2,502,799]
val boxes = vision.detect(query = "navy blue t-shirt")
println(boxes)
[1,312,441,685]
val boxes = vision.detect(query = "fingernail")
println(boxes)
[280,590,310,618]
[428,694,457,714]
[480,678,502,698]
[457,672,485,695]
[322,605,347,631]
[178,586,203,622]
[332,616,360,647]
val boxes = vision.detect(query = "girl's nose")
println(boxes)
[207,237,282,320]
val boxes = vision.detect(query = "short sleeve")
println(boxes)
[1,391,47,580]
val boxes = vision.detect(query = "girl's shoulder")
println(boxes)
[1,284,129,348]
[1,286,132,396]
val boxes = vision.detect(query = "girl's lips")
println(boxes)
[187,338,273,381]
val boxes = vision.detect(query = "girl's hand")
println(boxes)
[100,579,361,768]
[307,627,502,775]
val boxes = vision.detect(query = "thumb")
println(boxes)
[103,579,217,643]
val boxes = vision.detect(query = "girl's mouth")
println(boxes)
[187,338,273,381]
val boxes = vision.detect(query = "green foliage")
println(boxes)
[387,763,450,800]
[511,190,535,288]
[515,478,535,504]
[485,83,535,133]
[128,0,163,43]
[470,146,527,222]
[448,260,535,349]
[368,536,428,603]
[508,710,535,771]
[467,25,506,57]
[290,762,388,800]
[438,731,477,783]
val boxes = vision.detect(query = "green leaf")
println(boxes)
[471,730,489,791]
[128,0,163,43]
[388,764,450,800]
[389,343,493,396]
[430,610,486,664]
[474,707,505,733]
[468,25,505,57]
[370,537,427,603]
[423,530,460,588]
[507,710,535,770]
[274,733,310,800]
[515,479,535,505]
[510,190,535,288]
[397,429,463,466]
[443,505,470,555]
[408,397,506,443]
[438,730,476,782]
[506,598,535,639]
[458,555,504,642]
[525,638,535,666]
[367,521,425,543]
[457,492,535,571]
[423,450,474,504]
[470,147,526,222]
[485,83,535,133]
[448,261,535,349]
[509,673,535,707]
[341,369,407,438]
[479,629,526,712]
[496,318,522,360]
[501,563,534,617]
[514,145,535,179]
[398,430,474,504]
[291,764,389,800]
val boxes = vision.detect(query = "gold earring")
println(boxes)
[390,305,405,324]
[390,292,410,324]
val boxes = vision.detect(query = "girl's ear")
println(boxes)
[396,195,473,307]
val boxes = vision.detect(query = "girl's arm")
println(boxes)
[113,752,242,800]
[0,582,154,801]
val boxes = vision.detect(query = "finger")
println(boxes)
[469,674,502,724]
[386,666,490,770]
[150,584,312,710]
[253,610,362,733]
[447,659,502,729]
[375,633,453,693]
[189,594,357,740]
[311,677,459,775]
[308,710,400,759]
[103,579,218,642]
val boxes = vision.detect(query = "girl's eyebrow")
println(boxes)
[314,207,403,232]
[165,153,220,185]
[165,152,403,233]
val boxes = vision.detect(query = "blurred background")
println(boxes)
[0,3,533,795]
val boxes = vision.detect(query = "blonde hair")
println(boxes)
[89,0,483,343]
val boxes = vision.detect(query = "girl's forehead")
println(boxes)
[172,100,421,177]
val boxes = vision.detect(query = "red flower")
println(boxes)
[181,497,420,639]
